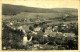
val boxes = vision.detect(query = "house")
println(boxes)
[49,32,57,37]
[52,26,58,32]
[47,26,52,30]
[56,32,63,37]
[63,33,75,37]
[17,26,23,31]
[17,26,26,33]
[9,22,13,25]
[43,33,48,37]
[43,32,57,37]
[33,44,39,47]
[45,29,52,34]
[44,26,52,34]
[31,31,37,35]
[34,26,41,32]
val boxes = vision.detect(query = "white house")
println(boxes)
[9,22,13,25]
[34,27,41,31]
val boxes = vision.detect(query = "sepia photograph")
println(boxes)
[1,0,79,51]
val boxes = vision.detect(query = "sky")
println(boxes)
[2,0,79,9]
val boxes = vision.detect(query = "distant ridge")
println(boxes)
[2,4,78,15]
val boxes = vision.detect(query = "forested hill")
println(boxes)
[2,4,78,15]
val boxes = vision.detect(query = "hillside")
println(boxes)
[2,4,78,15]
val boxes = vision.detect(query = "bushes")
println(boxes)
[57,23,78,35]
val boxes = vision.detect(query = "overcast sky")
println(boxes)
[2,0,79,9]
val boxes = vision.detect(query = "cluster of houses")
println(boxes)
[29,23,76,38]
[2,21,76,50]
[5,21,76,39]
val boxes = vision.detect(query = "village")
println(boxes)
[2,3,78,50]
[2,19,78,50]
